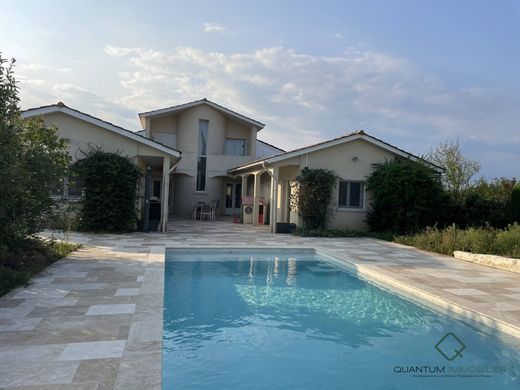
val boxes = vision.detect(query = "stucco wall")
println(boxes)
[172,174,226,217]
[305,139,396,230]
[148,104,260,216]
[43,112,166,162]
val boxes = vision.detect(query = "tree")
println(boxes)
[366,159,448,233]
[0,54,70,252]
[290,167,338,229]
[426,140,480,204]
[512,183,520,223]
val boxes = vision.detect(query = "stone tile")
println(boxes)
[114,288,140,296]
[11,287,70,300]
[443,288,490,296]
[27,305,90,318]
[0,360,80,387]
[127,320,162,344]
[0,317,43,332]
[58,340,126,361]
[86,304,136,316]
[72,358,120,390]
[0,343,65,362]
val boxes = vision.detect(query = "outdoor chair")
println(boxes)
[200,204,212,221]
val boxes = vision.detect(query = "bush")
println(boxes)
[458,193,510,228]
[290,167,338,229]
[395,223,520,259]
[366,159,448,234]
[0,54,70,252]
[72,148,141,232]
[512,183,520,223]
[494,223,520,257]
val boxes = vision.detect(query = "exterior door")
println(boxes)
[224,183,242,215]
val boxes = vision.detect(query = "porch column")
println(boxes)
[160,157,170,232]
[241,174,247,223]
[270,166,279,233]
[253,171,261,225]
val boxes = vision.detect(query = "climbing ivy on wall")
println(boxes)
[290,167,338,229]
[72,148,141,232]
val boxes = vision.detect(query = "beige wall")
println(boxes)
[43,112,167,162]
[308,139,396,230]
[269,139,397,231]
[148,104,259,216]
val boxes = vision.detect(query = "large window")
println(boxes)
[224,138,246,156]
[196,120,209,191]
[338,181,364,209]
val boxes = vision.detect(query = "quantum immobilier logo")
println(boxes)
[434,332,466,361]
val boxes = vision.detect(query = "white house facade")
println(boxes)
[22,98,438,233]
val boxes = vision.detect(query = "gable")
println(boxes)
[39,112,172,161]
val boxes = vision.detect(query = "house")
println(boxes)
[22,98,438,233]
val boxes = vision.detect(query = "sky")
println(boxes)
[1,0,519,178]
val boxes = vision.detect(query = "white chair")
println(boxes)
[200,204,212,221]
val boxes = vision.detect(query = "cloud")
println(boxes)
[203,22,226,33]
[17,45,520,178]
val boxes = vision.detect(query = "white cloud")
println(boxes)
[203,22,226,33]
[17,45,520,178]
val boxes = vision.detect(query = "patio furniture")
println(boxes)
[211,199,220,221]
[200,204,212,221]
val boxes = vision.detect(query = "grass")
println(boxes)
[294,223,520,259]
[0,238,80,297]
[394,223,520,259]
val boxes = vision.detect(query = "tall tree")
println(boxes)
[0,53,70,251]
[426,140,480,204]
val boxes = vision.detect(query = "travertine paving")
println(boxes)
[1,218,519,389]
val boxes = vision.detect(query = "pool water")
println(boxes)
[163,250,520,390]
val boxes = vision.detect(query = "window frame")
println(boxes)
[224,138,247,156]
[196,119,209,192]
[337,180,365,210]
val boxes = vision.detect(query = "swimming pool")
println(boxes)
[163,249,520,390]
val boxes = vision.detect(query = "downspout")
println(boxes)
[160,156,182,232]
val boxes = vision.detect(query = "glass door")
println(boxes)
[224,183,242,215]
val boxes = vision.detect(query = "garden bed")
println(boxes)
[0,238,80,296]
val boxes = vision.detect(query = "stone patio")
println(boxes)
[1,218,519,389]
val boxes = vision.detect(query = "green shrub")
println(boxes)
[511,183,520,223]
[366,159,449,234]
[72,148,141,232]
[290,167,338,229]
[494,223,520,258]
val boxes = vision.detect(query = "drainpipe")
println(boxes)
[160,157,182,233]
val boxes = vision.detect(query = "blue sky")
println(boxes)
[1,0,519,178]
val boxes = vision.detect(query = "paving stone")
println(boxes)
[114,288,140,296]
[86,304,136,316]
[58,340,126,361]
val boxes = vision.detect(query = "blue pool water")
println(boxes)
[163,249,520,390]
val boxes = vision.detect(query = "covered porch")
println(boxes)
[230,161,301,233]
[136,154,180,233]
